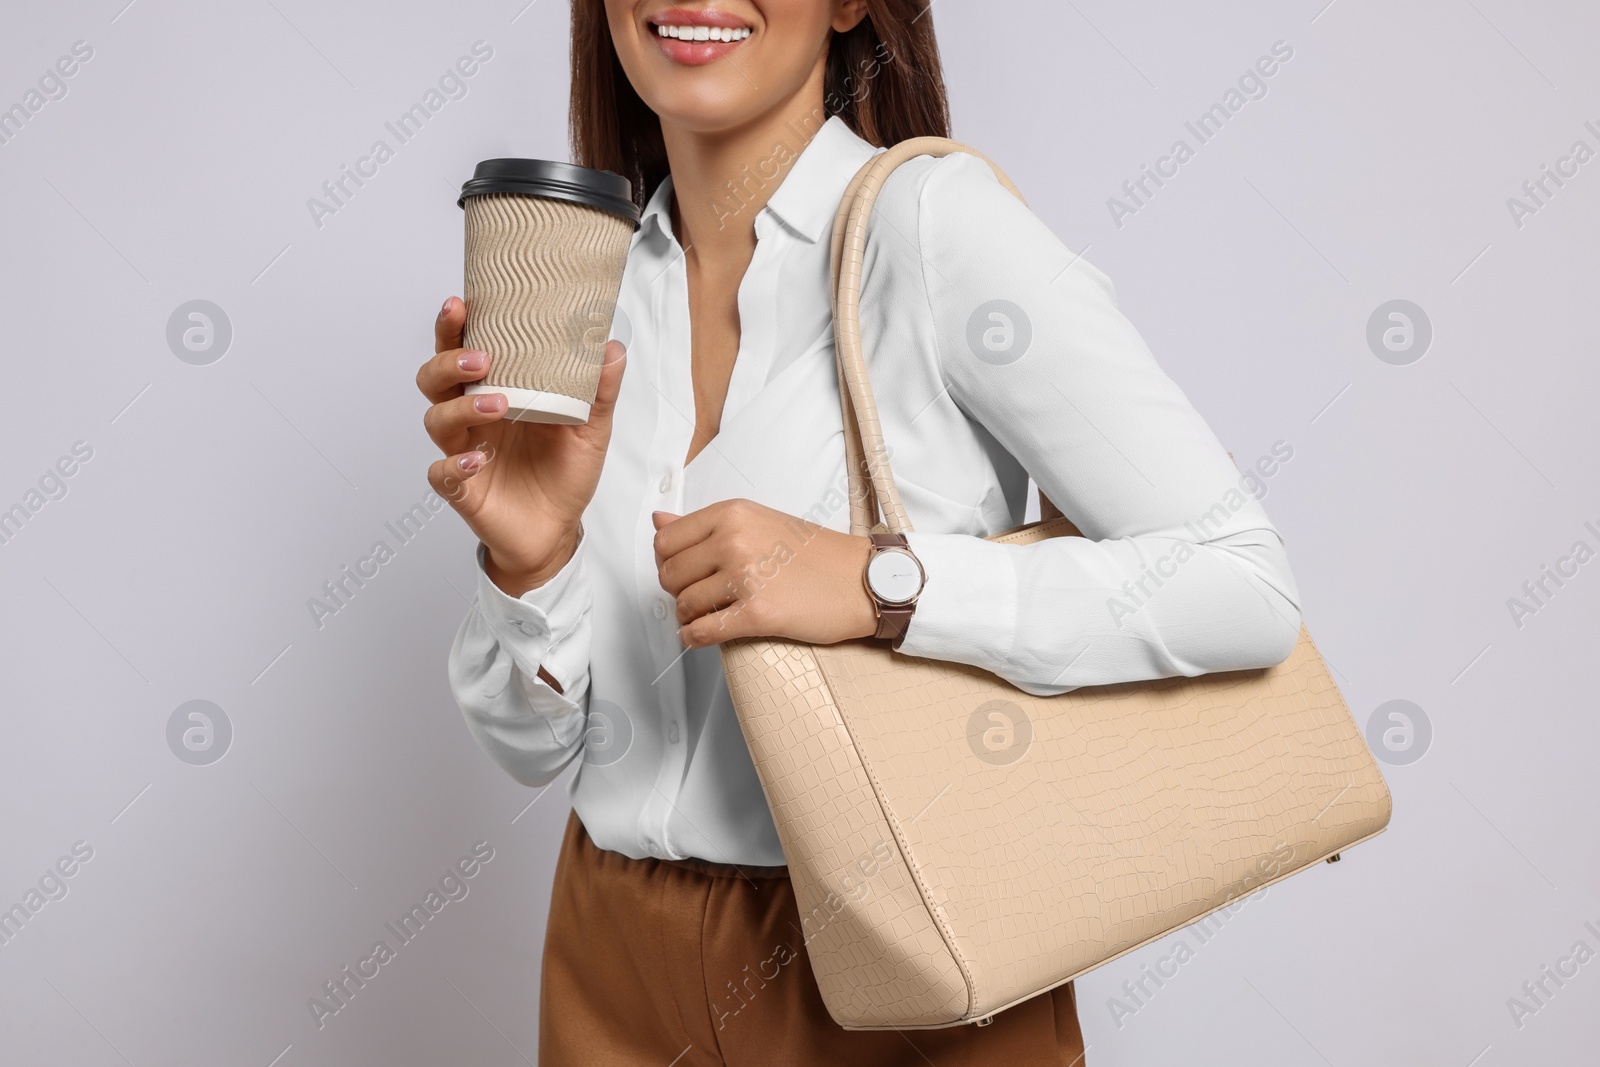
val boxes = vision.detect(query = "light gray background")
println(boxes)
[2,0,1596,1064]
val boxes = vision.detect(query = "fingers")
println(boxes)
[666,528,788,625]
[418,297,477,406]
[423,392,508,453]
[436,296,466,355]
[428,451,487,509]
[417,342,490,405]
[674,575,750,648]
[652,503,718,567]
[676,571,741,617]
[656,533,723,598]
[677,586,761,648]
[584,341,627,436]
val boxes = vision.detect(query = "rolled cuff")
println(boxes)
[472,527,592,695]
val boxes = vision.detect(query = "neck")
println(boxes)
[661,67,830,260]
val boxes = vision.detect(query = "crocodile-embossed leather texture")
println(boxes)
[720,638,970,1028]
[718,141,1393,1031]
[721,519,1392,1030]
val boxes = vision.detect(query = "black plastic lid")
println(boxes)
[458,158,639,227]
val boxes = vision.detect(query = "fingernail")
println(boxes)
[458,350,485,371]
[677,627,689,645]
[458,452,484,472]
[439,298,453,318]
[474,394,503,413]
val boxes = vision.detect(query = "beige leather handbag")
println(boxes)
[718,138,1393,1031]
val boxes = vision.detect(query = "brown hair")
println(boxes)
[570,1,951,211]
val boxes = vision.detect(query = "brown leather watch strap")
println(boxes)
[867,533,918,649]
[874,604,914,648]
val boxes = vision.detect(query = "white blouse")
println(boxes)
[448,116,1301,867]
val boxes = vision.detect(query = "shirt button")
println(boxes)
[659,472,672,493]
[512,619,536,636]
[652,598,669,619]
[667,721,680,744]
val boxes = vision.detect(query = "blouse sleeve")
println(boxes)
[447,528,594,786]
[877,153,1302,697]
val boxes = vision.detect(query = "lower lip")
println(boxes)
[653,32,751,67]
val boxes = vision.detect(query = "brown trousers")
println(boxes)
[540,811,1086,1066]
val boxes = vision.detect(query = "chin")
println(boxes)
[646,80,774,136]
[607,0,834,138]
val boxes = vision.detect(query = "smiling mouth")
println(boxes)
[653,22,752,42]
[647,8,755,62]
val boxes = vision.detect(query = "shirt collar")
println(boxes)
[762,115,880,243]
[638,173,676,244]
[637,115,880,247]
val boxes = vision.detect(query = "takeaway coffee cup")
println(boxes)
[457,159,640,424]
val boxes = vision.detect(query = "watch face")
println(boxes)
[867,548,923,604]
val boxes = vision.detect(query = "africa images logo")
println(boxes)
[305,41,494,230]
[307,841,495,1029]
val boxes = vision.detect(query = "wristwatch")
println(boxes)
[862,533,925,649]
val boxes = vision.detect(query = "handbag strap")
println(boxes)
[827,138,1027,537]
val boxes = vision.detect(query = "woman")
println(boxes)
[418,0,1301,1063]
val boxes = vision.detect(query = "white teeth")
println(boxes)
[656,24,750,41]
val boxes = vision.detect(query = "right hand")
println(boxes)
[418,296,626,597]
